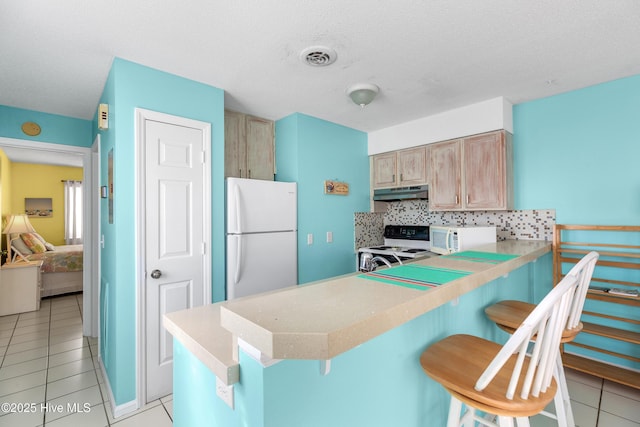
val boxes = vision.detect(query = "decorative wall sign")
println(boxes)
[324,180,349,195]
[21,121,41,136]
[25,198,53,217]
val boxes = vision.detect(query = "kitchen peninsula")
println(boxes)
[165,240,551,427]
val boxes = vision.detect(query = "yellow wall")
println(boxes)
[0,149,12,225]
[10,163,83,245]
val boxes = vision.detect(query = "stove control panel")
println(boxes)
[383,225,429,241]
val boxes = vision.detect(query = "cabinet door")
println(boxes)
[224,110,245,178]
[372,152,397,189]
[428,140,462,210]
[463,132,508,210]
[397,147,426,186]
[246,115,275,181]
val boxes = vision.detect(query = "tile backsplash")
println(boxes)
[354,200,555,251]
[354,211,384,249]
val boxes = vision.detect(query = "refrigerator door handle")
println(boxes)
[234,183,242,233]
[234,236,243,285]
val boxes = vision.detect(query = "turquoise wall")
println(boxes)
[95,58,225,405]
[514,75,640,370]
[0,105,91,147]
[172,255,552,427]
[275,113,370,284]
[513,75,640,224]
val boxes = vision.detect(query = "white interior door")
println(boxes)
[142,112,210,402]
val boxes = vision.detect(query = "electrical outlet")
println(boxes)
[307,233,313,245]
[326,231,333,243]
[216,377,234,409]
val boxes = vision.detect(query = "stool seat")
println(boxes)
[420,334,557,417]
[485,300,583,342]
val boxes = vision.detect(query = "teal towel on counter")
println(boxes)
[359,264,471,291]
[444,251,519,264]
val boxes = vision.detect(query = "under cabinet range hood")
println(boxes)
[373,185,428,201]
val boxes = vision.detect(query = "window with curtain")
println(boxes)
[64,180,83,245]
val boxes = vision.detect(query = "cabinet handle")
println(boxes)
[239,169,243,178]
[400,173,403,181]
[455,195,459,204]
[392,174,395,182]
[466,194,470,205]
[248,170,251,178]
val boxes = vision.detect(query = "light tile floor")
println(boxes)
[0,294,173,427]
[2,294,639,426]
[529,365,640,427]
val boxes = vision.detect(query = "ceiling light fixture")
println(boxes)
[346,83,379,108]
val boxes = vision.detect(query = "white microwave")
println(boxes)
[429,225,497,255]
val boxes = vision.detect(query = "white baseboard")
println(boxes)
[98,357,139,418]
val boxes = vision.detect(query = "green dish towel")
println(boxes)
[444,251,518,264]
[359,264,471,291]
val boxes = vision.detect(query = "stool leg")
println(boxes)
[515,417,530,427]
[497,415,515,427]
[554,354,575,427]
[447,395,463,427]
[446,397,477,427]
[552,388,568,427]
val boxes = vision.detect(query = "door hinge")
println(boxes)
[202,242,206,255]
[201,151,206,164]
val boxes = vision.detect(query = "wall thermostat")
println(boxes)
[98,103,109,130]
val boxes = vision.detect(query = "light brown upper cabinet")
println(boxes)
[225,110,275,180]
[428,130,513,211]
[372,146,427,189]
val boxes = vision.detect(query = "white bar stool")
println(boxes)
[421,273,580,427]
[484,251,599,427]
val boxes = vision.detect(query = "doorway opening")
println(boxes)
[0,137,98,337]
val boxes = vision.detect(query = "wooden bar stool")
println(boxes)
[420,273,580,427]
[484,251,599,427]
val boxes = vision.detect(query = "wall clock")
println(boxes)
[21,121,41,136]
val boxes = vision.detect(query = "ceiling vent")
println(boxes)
[300,46,337,67]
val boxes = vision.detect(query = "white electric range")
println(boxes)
[358,225,437,271]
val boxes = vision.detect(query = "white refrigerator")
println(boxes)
[226,178,298,299]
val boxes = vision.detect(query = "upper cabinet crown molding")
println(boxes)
[225,110,274,181]
[428,130,513,211]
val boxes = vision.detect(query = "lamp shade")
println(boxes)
[346,83,379,107]
[3,214,36,235]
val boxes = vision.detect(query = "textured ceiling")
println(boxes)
[1,0,639,134]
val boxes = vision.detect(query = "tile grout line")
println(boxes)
[594,376,604,427]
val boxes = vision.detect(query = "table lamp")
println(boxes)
[2,214,36,264]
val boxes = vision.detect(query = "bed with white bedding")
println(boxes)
[11,233,83,297]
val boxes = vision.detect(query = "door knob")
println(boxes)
[150,269,162,279]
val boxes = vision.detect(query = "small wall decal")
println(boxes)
[324,180,349,196]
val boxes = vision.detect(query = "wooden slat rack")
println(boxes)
[553,224,640,389]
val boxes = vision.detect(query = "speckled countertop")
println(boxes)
[165,239,551,384]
